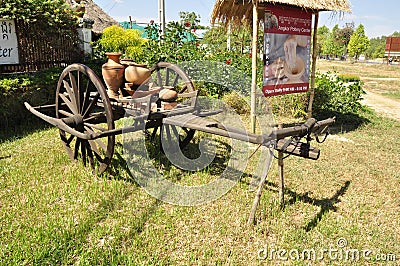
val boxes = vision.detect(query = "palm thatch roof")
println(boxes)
[66,0,119,33]
[211,0,351,25]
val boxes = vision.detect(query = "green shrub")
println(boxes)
[93,25,146,59]
[339,73,361,82]
[314,72,365,114]
[0,68,62,127]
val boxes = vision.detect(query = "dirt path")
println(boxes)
[362,90,400,121]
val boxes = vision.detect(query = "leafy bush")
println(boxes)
[137,22,206,66]
[339,74,361,82]
[93,25,146,59]
[0,68,62,127]
[0,0,78,32]
[313,72,365,114]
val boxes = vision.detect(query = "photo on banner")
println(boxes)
[263,5,312,96]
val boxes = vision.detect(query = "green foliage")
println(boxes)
[0,0,77,31]
[366,36,386,59]
[136,22,205,66]
[316,25,330,56]
[314,72,365,114]
[338,73,361,82]
[0,68,62,127]
[348,24,370,59]
[93,25,146,59]
[334,23,354,51]
[179,11,204,29]
[322,25,345,57]
[202,24,252,54]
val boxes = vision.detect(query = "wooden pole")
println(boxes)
[248,146,270,225]
[158,0,166,39]
[250,0,258,133]
[307,12,319,119]
[278,124,285,208]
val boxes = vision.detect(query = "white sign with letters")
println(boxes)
[0,19,20,65]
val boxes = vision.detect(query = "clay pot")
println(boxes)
[102,52,124,98]
[124,62,151,85]
[159,87,178,102]
[284,57,305,84]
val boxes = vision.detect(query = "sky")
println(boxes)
[93,0,399,38]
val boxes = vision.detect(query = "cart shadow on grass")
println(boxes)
[251,179,351,231]
[107,133,350,233]
[107,135,234,185]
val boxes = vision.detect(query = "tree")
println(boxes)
[335,22,354,55]
[348,24,370,60]
[316,25,330,56]
[322,24,343,58]
[366,36,386,59]
[0,0,77,32]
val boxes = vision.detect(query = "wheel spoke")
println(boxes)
[84,123,108,132]
[58,109,74,118]
[59,93,78,115]
[83,112,107,123]
[69,71,80,110]
[81,139,87,166]
[74,138,81,160]
[60,133,75,146]
[157,69,163,84]
[85,126,107,151]
[81,79,91,114]
[63,80,79,114]
[172,73,180,87]
[89,139,106,164]
[82,92,100,118]
[171,125,180,140]
[178,85,188,94]
[165,68,170,85]
[151,126,160,141]
[84,140,95,169]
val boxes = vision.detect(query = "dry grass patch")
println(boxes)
[317,60,400,97]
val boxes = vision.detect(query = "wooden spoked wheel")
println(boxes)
[146,62,196,149]
[148,62,195,95]
[55,64,115,174]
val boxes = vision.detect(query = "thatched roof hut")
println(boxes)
[211,0,351,25]
[66,0,119,33]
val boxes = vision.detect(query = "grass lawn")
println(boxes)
[1,61,400,265]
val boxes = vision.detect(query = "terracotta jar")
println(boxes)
[123,61,151,86]
[102,52,124,98]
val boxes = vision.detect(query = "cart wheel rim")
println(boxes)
[56,63,115,174]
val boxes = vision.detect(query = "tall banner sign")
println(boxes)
[263,5,312,96]
[0,20,20,65]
